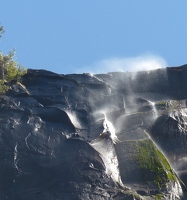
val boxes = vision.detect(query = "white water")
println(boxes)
[90,111,122,185]
[122,96,126,109]
[148,100,158,118]
[66,110,82,129]
[91,136,123,186]
[102,113,120,144]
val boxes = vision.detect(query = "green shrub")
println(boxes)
[0,51,27,94]
[0,80,9,94]
[0,24,26,94]
[0,50,26,80]
[155,194,163,200]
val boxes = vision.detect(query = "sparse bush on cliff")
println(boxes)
[0,25,27,94]
[0,50,27,81]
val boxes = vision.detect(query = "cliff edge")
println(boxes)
[1,65,187,199]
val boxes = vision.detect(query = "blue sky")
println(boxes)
[0,1,187,74]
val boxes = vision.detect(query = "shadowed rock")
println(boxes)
[1,66,187,199]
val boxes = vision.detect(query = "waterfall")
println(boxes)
[102,113,120,144]
[148,100,158,118]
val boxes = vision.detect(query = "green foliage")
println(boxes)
[133,193,142,200]
[0,80,9,94]
[156,100,182,112]
[0,24,27,94]
[155,194,163,200]
[134,139,177,188]
[0,50,27,94]
[156,101,167,109]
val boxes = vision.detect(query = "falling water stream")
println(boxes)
[148,100,158,118]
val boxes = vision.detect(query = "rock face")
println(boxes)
[1,66,187,199]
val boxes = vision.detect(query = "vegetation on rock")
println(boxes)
[156,100,183,112]
[0,25,27,94]
[135,138,177,188]
[155,193,163,200]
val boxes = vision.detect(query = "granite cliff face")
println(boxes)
[1,65,187,199]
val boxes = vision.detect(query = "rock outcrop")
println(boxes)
[1,65,187,199]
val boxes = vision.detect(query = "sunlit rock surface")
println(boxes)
[1,65,187,199]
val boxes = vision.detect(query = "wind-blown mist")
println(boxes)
[78,54,167,74]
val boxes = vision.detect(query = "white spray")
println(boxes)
[102,113,120,144]
[91,112,123,185]
[148,100,158,118]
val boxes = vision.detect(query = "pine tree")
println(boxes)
[0,24,26,94]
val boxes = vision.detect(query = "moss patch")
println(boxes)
[134,139,177,188]
[155,101,168,110]
[156,100,182,112]
[155,194,163,200]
